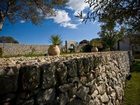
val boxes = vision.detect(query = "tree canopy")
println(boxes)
[90,38,103,48]
[98,23,126,50]
[0,36,19,43]
[0,0,67,30]
[82,0,140,32]
[79,40,89,45]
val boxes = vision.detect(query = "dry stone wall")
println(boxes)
[0,43,49,56]
[0,52,130,105]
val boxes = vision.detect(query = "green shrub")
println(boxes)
[50,35,62,45]
[82,44,93,52]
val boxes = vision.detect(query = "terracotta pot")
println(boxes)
[48,45,60,56]
[92,47,98,52]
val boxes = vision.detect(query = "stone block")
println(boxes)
[37,88,56,105]
[64,59,78,78]
[55,62,68,84]
[18,65,40,91]
[42,63,56,89]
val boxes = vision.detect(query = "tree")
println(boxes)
[0,36,19,43]
[90,38,103,50]
[81,44,93,52]
[98,24,126,51]
[81,0,140,32]
[79,39,89,45]
[0,0,67,30]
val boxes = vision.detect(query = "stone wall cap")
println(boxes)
[0,51,128,68]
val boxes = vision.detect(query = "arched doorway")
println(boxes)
[69,44,75,53]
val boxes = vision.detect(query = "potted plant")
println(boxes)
[48,35,62,56]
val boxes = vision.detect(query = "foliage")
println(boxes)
[50,35,62,45]
[90,38,103,51]
[79,39,89,45]
[0,0,68,30]
[81,0,140,32]
[29,46,36,55]
[90,38,103,47]
[81,44,93,52]
[0,36,19,43]
[123,59,140,105]
[98,22,126,50]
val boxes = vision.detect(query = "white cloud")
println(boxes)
[52,10,71,24]
[20,20,25,23]
[61,22,77,29]
[66,0,88,15]
[47,9,77,29]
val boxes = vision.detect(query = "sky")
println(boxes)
[0,0,100,45]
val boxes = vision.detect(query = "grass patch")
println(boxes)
[123,59,140,105]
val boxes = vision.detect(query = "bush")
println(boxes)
[82,44,93,52]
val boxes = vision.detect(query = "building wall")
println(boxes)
[0,43,49,56]
[119,38,131,51]
[117,35,140,52]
